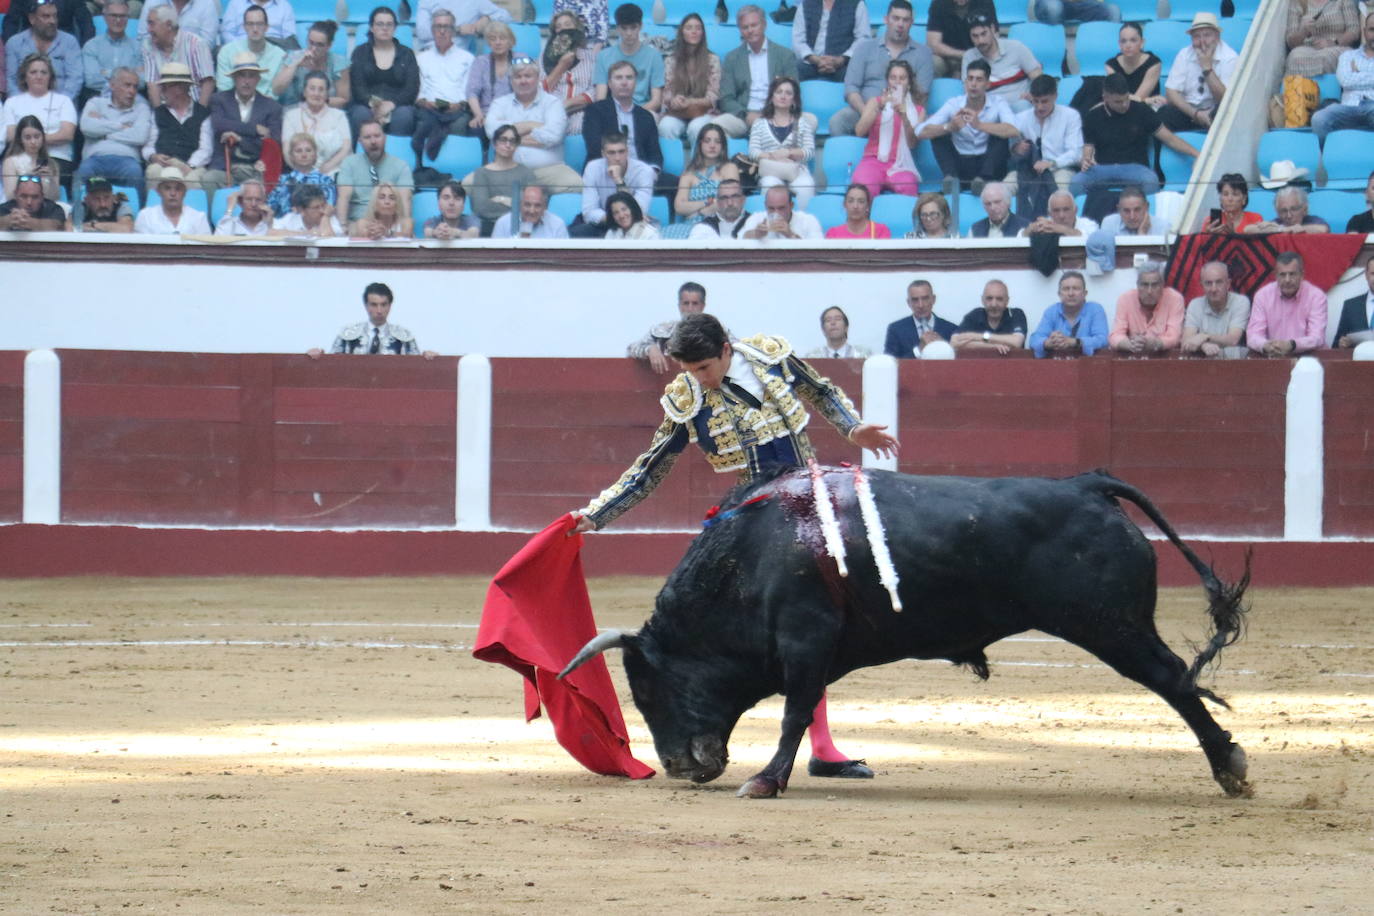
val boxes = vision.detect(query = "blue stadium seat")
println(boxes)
[910,0,932,26]
[1158,130,1204,192]
[546,191,582,224]
[991,0,1028,25]
[146,187,210,218]
[705,22,739,52]
[411,189,439,236]
[423,135,484,179]
[870,193,918,235]
[1144,20,1190,74]
[913,140,942,183]
[295,21,349,56]
[766,21,792,47]
[395,24,414,47]
[1228,0,1260,15]
[1245,188,1275,220]
[1315,73,1341,101]
[820,135,866,188]
[1226,17,1251,49]
[727,136,750,159]
[955,191,981,235]
[564,134,587,173]
[293,0,342,22]
[657,0,713,26]
[805,193,847,231]
[745,191,766,213]
[1166,0,1222,20]
[1320,130,1370,189]
[659,136,686,176]
[209,186,239,224]
[1115,0,1160,19]
[1072,21,1119,75]
[927,77,962,113]
[510,22,542,56]
[353,134,418,166]
[1256,130,1320,183]
[1309,189,1367,230]
[649,195,670,226]
[92,15,138,37]
[1010,22,1066,75]
[529,0,555,25]
[800,79,848,135]
[1057,74,1083,101]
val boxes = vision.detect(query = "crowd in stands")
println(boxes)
[3,0,1374,239]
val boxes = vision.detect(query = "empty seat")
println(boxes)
[954,191,981,235]
[1158,130,1204,192]
[800,79,848,136]
[992,0,1028,25]
[1010,22,1066,76]
[563,134,587,173]
[411,190,439,236]
[422,135,484,178]
[1256,130,1320,183]
[545,192,582,225]
[510,23,542,55]
[1144,20,1190,75]
[1308,189,1367,230]
[926,77,963,113]
[1320,130,1371,189]
[805,193,847,231]
[820,135,867,189]
[659,136,686,177]
[1072,21,1119,75]
[870,193,918,235]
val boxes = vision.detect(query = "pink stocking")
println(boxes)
[807,692,849,762]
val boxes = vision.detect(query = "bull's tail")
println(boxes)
[1089,472,1251,709]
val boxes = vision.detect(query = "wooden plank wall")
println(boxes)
[1324,361,1374,537]
[0,353,24,522]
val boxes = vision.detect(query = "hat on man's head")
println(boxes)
[157,62,194,84]
[1186,12,1222,33]
[1260,160,1309,190]
[151,164,189,187]
[227,51,267,75]
[84,176,114,194]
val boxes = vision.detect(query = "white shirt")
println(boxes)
[1165,41,1238,109]
[792,0,871,60]
[491,210,570,238]
[740,209,824,239]
[746,45,771,112]
[688,213,750,239]
[1011,103,1082,169]
[918,93,1017,156]
[140,0,222,46]
[220,0,296,44]
[804,342,872,358]
[418,43,476,103]
[724,350,766,402]
[3,92,78,161]
[580,157,654,223]
[216,212,271,235]
[1018,214,1099,237]
[134,204,212,234]
[486,90,568,169]
[276,210,343,234]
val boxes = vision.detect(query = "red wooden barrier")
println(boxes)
[0,353,24,523]
[1324,361,1374,537]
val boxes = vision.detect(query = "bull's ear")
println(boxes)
[556,629,638,680]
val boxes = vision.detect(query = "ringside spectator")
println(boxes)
[272,20,351,107]
[75,66,151,191]
[1201,172,1263,234]
[4,0,82,101]
[961,12,1040,110]
[1109,260,1185,355]
[423,179,480,238]
[215,5,287,97]
[659,12,720,145]
[1022,189,1098,237]
[826,182,892,239]
[1074,72,1197,199]
[142,62,217,193]
[851,58,922,199]
[1029,270,1109,358]
[83,2,143,97]
[1182,261,1251,357]
[1246,186,1330,234]
[884,278,958,357]
[413,8,476,162]
[348,6,420,139]
[686,176,750,239]
[3,53,78,183]
[627,281,710,372]
[968,180,1027,237]
[925,0,995,78]
[951,279,1026,354]
[308,281,439,359]
[1247,251,1328,356]
[748,75,815,207]
[217,178,275,235]
[1159,13,1237,133]
[806,305,872,358]
[1333,258,1374,347]
[270,182,342,236]
[1006,74,1081,216]
[0,173,67,229]
[209,52,284,185]
[73,176,135,232]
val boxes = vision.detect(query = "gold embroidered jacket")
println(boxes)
[579,334,863,529]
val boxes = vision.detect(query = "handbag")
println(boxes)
[731,152,760,194]
[758,157,802,182]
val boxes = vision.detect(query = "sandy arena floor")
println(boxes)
[1,577,1371,914]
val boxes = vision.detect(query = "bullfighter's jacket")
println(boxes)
[330,322,419,355]
[580,334,864,529]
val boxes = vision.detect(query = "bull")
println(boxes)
[560,466,1252,800]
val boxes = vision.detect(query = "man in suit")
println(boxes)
[1335,259,1374,349]
[884,279,959,358]
[581,60,673,193]
[968,181,1029,238]
[209,51,283,185]
[713,3,816,138]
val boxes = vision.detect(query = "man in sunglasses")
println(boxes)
[0,175,68,230]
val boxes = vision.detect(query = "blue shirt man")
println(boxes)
[1029,271,1110,358]
[83,2,145,95]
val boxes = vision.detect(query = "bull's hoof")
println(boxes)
[736,774,784,799]
[808,757,874,779]
[1216,745,1254,798]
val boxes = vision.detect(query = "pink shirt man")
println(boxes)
[1247,278,1328,354]
[1109,287,1186,351]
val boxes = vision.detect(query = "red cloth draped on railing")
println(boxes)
[1167,233,1366,301]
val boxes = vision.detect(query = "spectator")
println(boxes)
[272,20,351,108]
[884,278,957,357]
[1109,260,1184,355]
[806,306,872,358]
[416,0,510,51]
[1333,257,1374,347]
[423,179,480,238]
[741,183,823,238]
[349,6,420,139]
[713,4,804,139]
[2,114,61,203]
[465,20,516,138]
[142,3,215,107]
[627,281,710,371]
[83,2,143,98]
[851,58,922,199]
[1181,260,1251,357]
[961,12,1040,110]
[1310,12,1374,140]
[352,179,412,237]
[1107,21,1163,108]
[1247,252,1328,356]
[969,181,1027,238]
[467,121,534,234]
[833,0,933,137]
[915,58,1017,193]
[134,164,212,233]
[491,182,570,237]
[1159,13,1237,133]
[1006,73,1081,218]
[826,182,891,239]
[659,12,719,145]
[575,128,653,236]
[1247,186,1331,234]
[1201,172,1263,234]
[1073,72,1197,199]
[593,3,662,111]
[925,0,994,78]
[210,52,284,185]
[0,173,67,229]
[1036,0,1118,26]
[666,122,740,239]
[4,1,82,101]
[1284,0,1360,79]
[281,72,350,177]
[1029,270,1109,357]
[75,66,151,191]
[142,62,217,194]
[216,178,274,234]
[1344,170,1374,233]
[1084,185,1167,272]
[748,75,815,207]
[905,190,952,238]
[219,0,298,48]
[951,279,1027,353]
[139,0,219,47]
[541,10,601,137]
[3,54,77,186]
[487,53,583,191]
[1023,189,1097,237]
[269,182,343,236]
[308,281,438,359]
[602,188,659,238]
[336,118,415,224]
[687,175,750,239]
[793,0,872,83]
[413,9,476,162]
[3,0,92,46]
[73,175,135,232]
[581,60,666,176]
[216,5,287,98]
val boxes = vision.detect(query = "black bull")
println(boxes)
[561,467,1252,799]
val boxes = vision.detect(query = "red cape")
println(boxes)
[472,514,655,779]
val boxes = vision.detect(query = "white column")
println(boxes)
[860,354,898,472]
[456,354,492,530]
[1352,341,1374,361]
[1284,356,1323,541]
[22,349,61,524]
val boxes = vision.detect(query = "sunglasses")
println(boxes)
[17,174,44,183]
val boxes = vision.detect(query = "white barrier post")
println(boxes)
[860,354,898,472]
[23,349,61,524]
[1352,341,1374,361]
[456,354,492,530]
[1284,356,1323,541]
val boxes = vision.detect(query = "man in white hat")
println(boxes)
[134,164,213,234]
[209,49,283,184]
[1160,12,1237,133]
[143,61,219,193]
[214,5,285,97]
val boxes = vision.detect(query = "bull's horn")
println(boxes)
[557,629,635,679]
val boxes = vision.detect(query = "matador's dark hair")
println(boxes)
[668,313,728,362]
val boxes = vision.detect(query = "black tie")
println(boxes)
[723,377,761,409]
[369,328,380,354]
